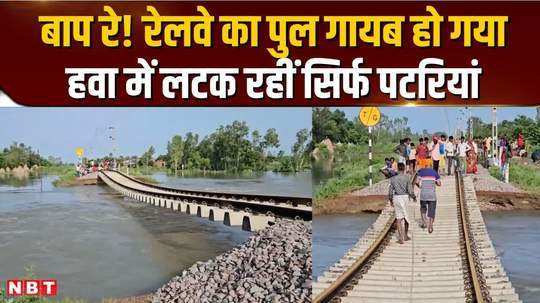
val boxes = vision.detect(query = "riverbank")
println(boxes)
[314,167,540,215]
[488,160,540,194]
[314,148,392,201]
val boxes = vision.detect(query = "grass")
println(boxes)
[51,171,78,187]
[0,296,86,303]
[489,160,540,194]
[41,165,73,176]
[40,165,79,187]
[314,143,394,203]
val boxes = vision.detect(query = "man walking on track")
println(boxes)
[388,163,416,244]
[414,167,441,234]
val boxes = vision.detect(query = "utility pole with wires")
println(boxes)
[38,149,43,193]
[107,126,117,170]
[492,107,498,165]
[466,106,473,139]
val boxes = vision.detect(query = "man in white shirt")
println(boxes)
[445,136,456,175]
[456,136,470,173]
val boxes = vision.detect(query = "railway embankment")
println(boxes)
[152,219,312,303]
[315,166,540,215]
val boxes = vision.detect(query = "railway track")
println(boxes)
[99,170,312,221]
[313,172,520,303]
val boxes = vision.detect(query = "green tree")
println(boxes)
[167,135,184,174]
[263,128,280,150]
[182,132,199,168]
[292,129,309,171]
[0,142,45,168]
[140,146,155,168]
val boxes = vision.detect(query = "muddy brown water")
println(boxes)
[0,172,310,302]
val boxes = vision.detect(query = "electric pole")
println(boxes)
[492,107,498,164]
[108,126,117,170]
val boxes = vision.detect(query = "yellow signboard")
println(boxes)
[75,147,84,157]
[359,107,381,127]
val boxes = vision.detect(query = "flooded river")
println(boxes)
[153,171,312,197]
[0,171,310,301]
[484,211,540,303]
[313,212,540,303]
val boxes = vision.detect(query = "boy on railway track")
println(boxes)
[388,163,416,244]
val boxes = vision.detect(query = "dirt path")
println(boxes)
[472,166,524,193]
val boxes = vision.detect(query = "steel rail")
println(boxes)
[112,169,312,207]
[456,170,487,303]
[98,170,312,220]
[314,172,489,303]
[312,215,395,303]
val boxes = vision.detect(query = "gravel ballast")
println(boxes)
[152,219,312,303]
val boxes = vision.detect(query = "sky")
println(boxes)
[1,107,537,162]
[0,108,311,162]
[338,106,539,136]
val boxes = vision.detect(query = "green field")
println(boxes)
[489,160,540,194]
[314,143,394,203]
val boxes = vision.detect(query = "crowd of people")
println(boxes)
[75,160,116,177]
[381,135,480,179]
[381,133,530,179]
[385,133,529,244]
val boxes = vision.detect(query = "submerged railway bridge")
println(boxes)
[98,170,312,232]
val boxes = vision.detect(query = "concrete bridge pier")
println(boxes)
[209,207,226,222]
[178,201,188,213]
[197,205,211,218]
[224,211,249,227]
[186,202,199,215]
[98,171,287,233]
[171,200,180,211]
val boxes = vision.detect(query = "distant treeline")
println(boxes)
[1,121,311,173]
[313,108,540,149]
[313,108,416,146]
[0,142,49,169]
[118,120,311,173]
